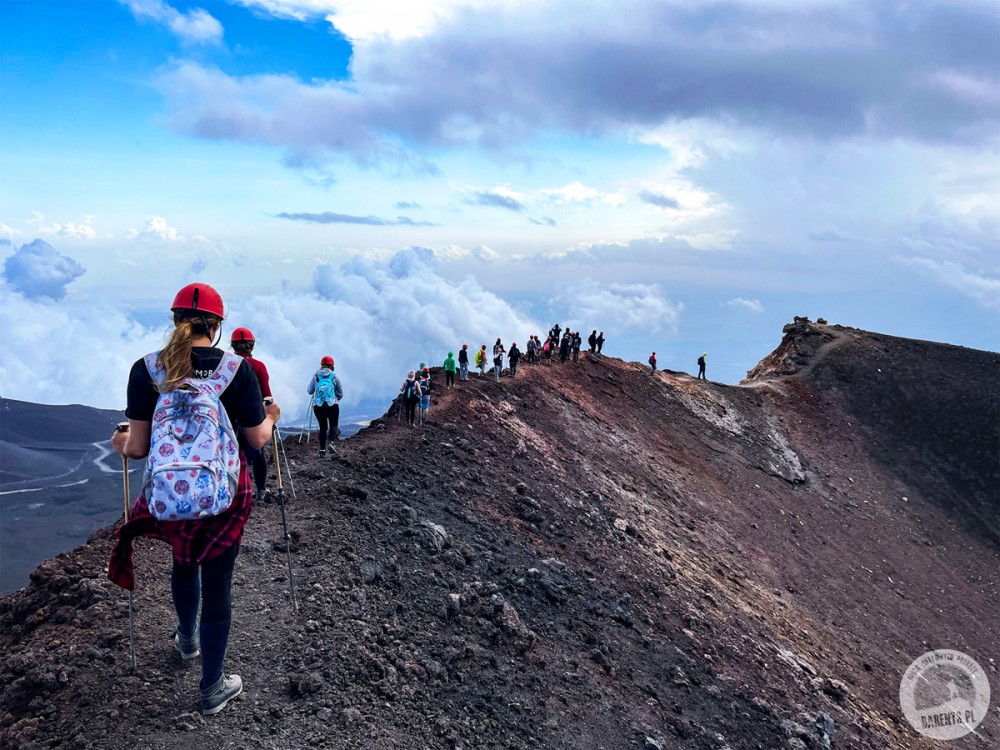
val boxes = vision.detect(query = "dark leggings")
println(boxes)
[313,403,340,449]
[445,371,455,387]
[244,445,267,492]
[172,541,239,690]
[404,397,418,425]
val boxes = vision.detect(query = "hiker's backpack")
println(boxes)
[143,351,242,521]
[697,355,705,367]
[475,350,485,366]
[314,370,337,405]
[420,377,431,395]
[649,355,656,365]
[404,378,419,399]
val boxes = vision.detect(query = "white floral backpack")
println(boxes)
[142,351,242,521]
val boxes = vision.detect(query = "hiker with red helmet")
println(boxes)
[109,282,282,716]
[457,344,470,381]
[307,355,343,455]
[475,344,488,377]
[508,342,521,378]
[492,341,505,382]
[230,327,272,501]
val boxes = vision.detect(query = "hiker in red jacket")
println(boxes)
[231,327,272,501]
[648,351,657,373]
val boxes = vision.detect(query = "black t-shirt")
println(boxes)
[125,347,265,429]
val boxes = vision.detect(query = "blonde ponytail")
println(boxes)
[156,313,221,392]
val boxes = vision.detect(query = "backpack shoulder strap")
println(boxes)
[209,352,242,393]
[144,351,165,385]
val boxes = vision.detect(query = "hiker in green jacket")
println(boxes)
[443,352,456,388]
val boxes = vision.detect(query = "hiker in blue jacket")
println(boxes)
[307,355,343,455]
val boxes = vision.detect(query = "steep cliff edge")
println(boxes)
[2,324,997,749]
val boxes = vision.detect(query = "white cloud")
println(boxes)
[552,279,682,334]
[121,0,223,44]
[926,71,1000,107]
[235,0,527,42]
[539,181,601,205]
[2,240,86,300]
[896,257,1000,311]
[125,215,184,242]
[0,223,20,239]
[26,212,98,241]
[157,0,1000,169]
[464,184,526,211]
[722,297,764,314]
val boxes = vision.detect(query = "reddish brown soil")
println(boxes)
[2,322,997,749]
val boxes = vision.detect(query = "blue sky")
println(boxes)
[1,0,998,419]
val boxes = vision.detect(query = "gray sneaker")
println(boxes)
[174,631,200,660]
[201,674,243,716]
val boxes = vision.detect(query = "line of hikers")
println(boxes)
[394,324,609,427]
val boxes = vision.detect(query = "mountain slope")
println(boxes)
[1,322,997,749]
[0,398,126,593]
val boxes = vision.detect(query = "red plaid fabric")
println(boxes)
[108,454,253,591]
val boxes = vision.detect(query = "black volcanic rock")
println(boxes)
[1,324,998,749]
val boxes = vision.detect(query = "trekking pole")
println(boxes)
[298,402,314,444]
[271,426,299,612]
[117,423,137,672]
[274,425,296,499]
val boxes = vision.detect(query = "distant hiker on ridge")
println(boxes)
[419,366,432,420]
[596,331,605,354]
[443,351,456,389]
[458,344,470,381]
[571,331,582,362]
[508,342,521,378]
[400,370,421,427]
[109,282,281,716]
[588,330,597,353]
[493,344,505,382]
[649,351,657,373]
[559,333,570,364]
[697,352,707,380]
[230,327,272,502]
[307,355,343,456]
[475,345,488,377]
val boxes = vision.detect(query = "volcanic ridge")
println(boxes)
[1,319,997,749]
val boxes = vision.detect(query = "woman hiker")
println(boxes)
[307,356,344,455]
[109,282,281,716]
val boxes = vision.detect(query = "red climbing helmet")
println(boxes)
[231,327,254,343]
[171,283,225,318]
[462,343,468,348]
[321,355,335,367]
[422,367,430,373]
